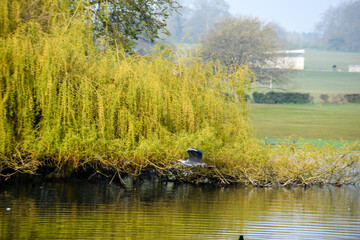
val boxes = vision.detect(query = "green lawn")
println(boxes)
[290,49,360,94]
[249,104,360,141]
[254,49,360,102]
[289,71,360,94]
[304,49,360,71]
[250,49,360,144]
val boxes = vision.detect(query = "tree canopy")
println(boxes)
[1,0,179,51]
[164,0,230,43]
[89,0,180,50]
[316,0,360,51]
[201,17,288,85]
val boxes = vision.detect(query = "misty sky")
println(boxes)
[225,0,347,33]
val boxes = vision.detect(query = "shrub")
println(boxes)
[331,94,346,104]
[252,92,311,104]
[320,94,329,103]
[345,94,360,103]
[252,92,266,103]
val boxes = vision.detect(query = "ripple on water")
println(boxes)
[0,180,359,239]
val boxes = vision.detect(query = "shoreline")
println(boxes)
[2,164,359,188]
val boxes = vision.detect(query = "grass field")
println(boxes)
[255,49,360,95]
[250,49,360,143]
[289,71,360,94]
[250,49,360,146]
[304,49,360,71]
[250,104,360,141]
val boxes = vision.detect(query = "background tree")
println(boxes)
[183,0,229,42]
[164,0,230,43]
[160,0,191,44]
[201,17,288,85]
[316,0,360,51]
[1,0,179,51]
[88,0,180,50]
[268,23,318,50]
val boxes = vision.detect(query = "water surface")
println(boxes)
[1,176,359,239]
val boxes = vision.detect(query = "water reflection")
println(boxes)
[1,176,359,239]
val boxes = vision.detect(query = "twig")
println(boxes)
[117,171,126,186]
[15,146,25,165]
[109,172,117,185]
[283,178,294,186]
[88,170,110,180]
[214,167,229,184]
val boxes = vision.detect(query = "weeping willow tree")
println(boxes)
[0,0,262,178]
[1,0,359,185]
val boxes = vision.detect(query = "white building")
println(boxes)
[273,49,305,70]
[348,65,360,72]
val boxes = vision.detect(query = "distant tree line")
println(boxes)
[165,0,230,43]
[316,0,360,51]
[163,0,360,52]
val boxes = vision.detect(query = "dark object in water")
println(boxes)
[239,235,244,240]
[177,148,208,167]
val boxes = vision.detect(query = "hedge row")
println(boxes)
[319,93,360,104]
[253,92,311,104]
[253,92,360,104]
[344,94,360,103]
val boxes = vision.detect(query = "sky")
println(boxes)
[224,0,347,33]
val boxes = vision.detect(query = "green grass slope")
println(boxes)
[256,49,360,94]
[290,71,360,94]
[250,104,360,141]
[295,49,360,93]
[304,49,360,71]
[251,49,360,142]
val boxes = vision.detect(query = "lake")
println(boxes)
[1,175,359,239]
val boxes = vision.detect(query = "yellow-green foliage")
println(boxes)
[268,143,360,185]
[0,0,255,173]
